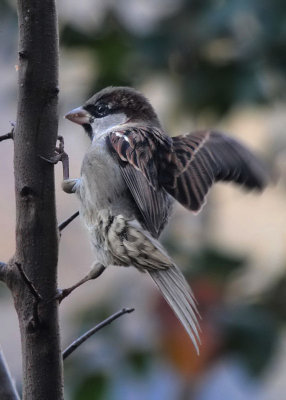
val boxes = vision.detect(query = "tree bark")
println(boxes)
[6,1,63,399]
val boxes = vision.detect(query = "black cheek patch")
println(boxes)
[83,123,93,139]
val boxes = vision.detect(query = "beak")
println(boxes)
[64,106,91,125]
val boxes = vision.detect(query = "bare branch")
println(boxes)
[0,262,7,283]
[0,123,15,143]
[0,133,13,142]
[58,211,79,232]
[63,307,135,360]
[0,346,20,400]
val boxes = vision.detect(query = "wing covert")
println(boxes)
[107,126,172,237]
[107,127,268,224]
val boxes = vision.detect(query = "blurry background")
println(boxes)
[1,0,286,399]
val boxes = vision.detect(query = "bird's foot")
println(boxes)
[40,136,68,164]
[40,136,70,180]
[61,178,79,194]
[56,263,106,303]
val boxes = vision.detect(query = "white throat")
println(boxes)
[91,112,127,142]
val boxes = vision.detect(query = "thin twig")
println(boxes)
[0,132,13,142]
[0,346,20,400]
[0,262,7,283]
[0,123,15,143]
[63,307,135,360]
[58,211,79,232]
[15,262,42,328]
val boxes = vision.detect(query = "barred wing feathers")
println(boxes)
[107,126,171,238]
[162,130,268,212]
[107,128,268,217]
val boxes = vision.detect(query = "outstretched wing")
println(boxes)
[107,127,268,227]
[106,126,172,238]
[160,130,268,212]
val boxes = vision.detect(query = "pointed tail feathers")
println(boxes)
[99,212,201,352]
[148,264,201,354]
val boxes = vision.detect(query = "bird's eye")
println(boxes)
[84,103,110,119]
[95,103,109,117]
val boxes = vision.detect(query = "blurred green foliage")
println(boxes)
[73,373,108,400]
[222,304,278,376]
[61,0,286,115]
[3,0,286,115]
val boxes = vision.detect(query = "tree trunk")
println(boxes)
[6,1,63,398]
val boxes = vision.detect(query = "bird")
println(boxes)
[63,86,268,353]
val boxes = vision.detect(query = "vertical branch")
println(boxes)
[0,346,20,400]
[10,1,63,399]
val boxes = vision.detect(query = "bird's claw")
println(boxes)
[40,153,64,164]
[40,136,68,165]
[56,135,65,154]
[39,136,70,179]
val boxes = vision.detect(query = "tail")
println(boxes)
[97,212,201,353]
[148,264,201,354]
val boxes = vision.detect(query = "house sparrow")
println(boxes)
[63,86,268,353]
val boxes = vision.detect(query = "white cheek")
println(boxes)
[91,113,127,137]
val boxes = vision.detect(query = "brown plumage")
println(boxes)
[64,86,269,353]
[107,126,268,234]
[93,209,201,353]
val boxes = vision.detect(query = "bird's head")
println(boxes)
[65,86,161,140]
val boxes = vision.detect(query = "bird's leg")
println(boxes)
[56,135,69,181]
[40,135,78,193]
[55,136,79,193]
[56,262,106,303]
[40,135,69,177]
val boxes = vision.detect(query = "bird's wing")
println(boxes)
[160,130,269,212]
[106,126,172,238]
[107,127,268,221]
